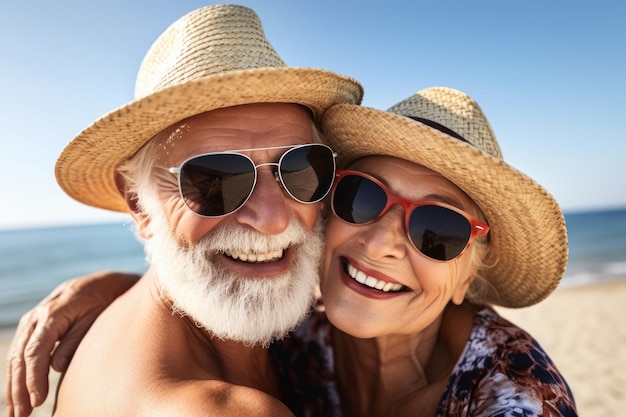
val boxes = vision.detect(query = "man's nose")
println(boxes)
[233,168,290,234]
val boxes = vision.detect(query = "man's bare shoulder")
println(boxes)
[53,275,293,416]
[145,379,295,416]
[54,377,295,417]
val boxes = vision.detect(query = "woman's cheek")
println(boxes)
[323,217,352,280]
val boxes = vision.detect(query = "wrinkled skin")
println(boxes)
[5,271,138,415]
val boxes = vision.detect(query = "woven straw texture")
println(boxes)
[55,4,363,213]
[322,87,568,308]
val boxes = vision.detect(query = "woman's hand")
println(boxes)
[4,270,140,417]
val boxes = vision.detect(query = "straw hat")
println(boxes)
[322,87,568,308]
[55,4,363,212]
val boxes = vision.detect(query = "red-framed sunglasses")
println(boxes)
[331,170,490,261]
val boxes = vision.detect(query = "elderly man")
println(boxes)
[5,4,362,417]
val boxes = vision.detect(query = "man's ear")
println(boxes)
[115,173,152,239]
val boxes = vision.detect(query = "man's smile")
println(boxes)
[224,248,285,263]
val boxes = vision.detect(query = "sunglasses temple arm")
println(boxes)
[473,223,490,237]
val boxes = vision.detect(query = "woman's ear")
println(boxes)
[451,274,474,305]
[115,173,152,239]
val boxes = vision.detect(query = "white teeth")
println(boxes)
[224,249,284,263]
[365,276,378,287]
[346,263,404,292]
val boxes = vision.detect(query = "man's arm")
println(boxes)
[4,270,140,417]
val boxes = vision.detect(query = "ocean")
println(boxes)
[1,208,626,330]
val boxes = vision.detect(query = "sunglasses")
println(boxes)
[169,144,336,217]
[331,170,490,261]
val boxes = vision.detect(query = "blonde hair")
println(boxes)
[463,201,503,307]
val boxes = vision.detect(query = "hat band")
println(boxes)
[408,117,468,144]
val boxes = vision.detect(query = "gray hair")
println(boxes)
[115,113,326,215]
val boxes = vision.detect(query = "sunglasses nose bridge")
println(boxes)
[378,195,422,251]
[254,161,283,189]
[380,192,412,221]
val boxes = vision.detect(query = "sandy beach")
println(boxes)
[2,279,625,417]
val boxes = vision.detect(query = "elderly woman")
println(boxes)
[272,87,576,416]
[6,88,577,417]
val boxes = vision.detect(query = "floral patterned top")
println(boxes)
[270,304,577,417]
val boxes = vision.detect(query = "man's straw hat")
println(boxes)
[322,87,568,308]
[55,4,363,212]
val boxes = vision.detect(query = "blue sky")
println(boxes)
[1,0,624,230]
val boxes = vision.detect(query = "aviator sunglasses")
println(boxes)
[331,170,490,261]
[169,144,336,217]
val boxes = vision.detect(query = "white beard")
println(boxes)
[142,199,323,347]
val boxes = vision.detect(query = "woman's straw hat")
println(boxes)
[55,4,363,212]
[322,87,568,308]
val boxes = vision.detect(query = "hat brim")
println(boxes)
[55,67,363,213]
[322,104,568,308]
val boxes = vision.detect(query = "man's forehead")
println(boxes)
[151,103,316,163]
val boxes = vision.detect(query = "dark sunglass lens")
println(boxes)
[408,205,472,261]
[179,154,255,216]
[280,145,335,202]
[333,175,388,224]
